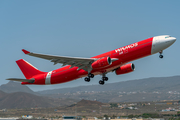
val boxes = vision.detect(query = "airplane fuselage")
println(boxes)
[20,35,176,85]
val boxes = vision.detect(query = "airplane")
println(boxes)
[7,35,176,85]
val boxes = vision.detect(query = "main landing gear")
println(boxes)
[84,73,94,82]
[99,74,108,85]
[159,51,163,59]
[84,73,109,85]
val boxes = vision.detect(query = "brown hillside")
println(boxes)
[0,90,7,98]
[77,99,104,106]
[0,92,53,109]
[0,81,36,94]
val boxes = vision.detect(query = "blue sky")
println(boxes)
[0,0,179,91]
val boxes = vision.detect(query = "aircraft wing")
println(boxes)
[22,49,96,71]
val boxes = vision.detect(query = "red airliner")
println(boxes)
[7,35,176,85]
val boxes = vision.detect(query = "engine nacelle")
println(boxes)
[91,57,112,69]
[115,63,135,75]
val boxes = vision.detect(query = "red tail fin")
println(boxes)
[16,59,45,79]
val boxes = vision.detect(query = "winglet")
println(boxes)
[22,49,30,54]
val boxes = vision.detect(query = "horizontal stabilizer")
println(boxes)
[6,78,35,83]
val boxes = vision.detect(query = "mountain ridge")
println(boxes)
[36,75,180,102]
[0,81,36,94]
[0,89,78,109]
[1,76,180,104]
[38,75,180,94]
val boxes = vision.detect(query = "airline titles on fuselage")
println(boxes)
[115,43,138,53]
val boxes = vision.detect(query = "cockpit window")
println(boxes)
[165,36,171,38]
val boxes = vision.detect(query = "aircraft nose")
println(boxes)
[166,37,176,46]
[151,35,176,54]
[170,37,176,43]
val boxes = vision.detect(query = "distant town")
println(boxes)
[1,99,180,120]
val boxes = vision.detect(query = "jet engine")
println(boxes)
[115,63,135,75]
[91,57,112,69]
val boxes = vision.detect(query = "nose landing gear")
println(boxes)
[159,55,163,59]
[159,51,163,59]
